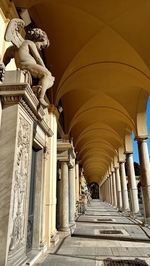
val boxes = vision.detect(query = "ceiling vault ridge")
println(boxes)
[54,1,149,94]
[56,60,150,103]
[69,105,135,133]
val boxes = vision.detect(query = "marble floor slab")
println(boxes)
[34,200,150,266]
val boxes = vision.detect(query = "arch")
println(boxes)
[89,182,99,199]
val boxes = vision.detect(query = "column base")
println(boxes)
[39,241,48,252]
[69,222,76,234]
[50,231,59,247]
[59,226,70,233]
[120,208,130,215]
[26,247,47,266]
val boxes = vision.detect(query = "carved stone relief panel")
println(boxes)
[8,110,33,261]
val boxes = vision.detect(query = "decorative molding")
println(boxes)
[39,119,53,137]
[0,82,52,137]
[57,140,71,162]
[57,139,76,167]
[48,104,59,120]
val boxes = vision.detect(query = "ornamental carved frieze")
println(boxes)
[9,114,31,252]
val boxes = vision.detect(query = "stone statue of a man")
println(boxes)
[2,18,55,107]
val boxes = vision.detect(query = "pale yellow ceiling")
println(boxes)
[14,0,150,183]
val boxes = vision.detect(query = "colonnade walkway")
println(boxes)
[35,200,150,266]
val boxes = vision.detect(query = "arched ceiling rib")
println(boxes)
[13,0,150,183]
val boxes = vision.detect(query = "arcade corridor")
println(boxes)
[34,200,150,266]
[2,1,150,266]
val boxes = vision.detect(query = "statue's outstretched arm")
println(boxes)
[3,46,15,66]
[29,42,45,67]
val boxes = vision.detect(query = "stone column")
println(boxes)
[105,179,108,203]
[108,177,111,204]
[32,150,45,249]
[45,104,59,246]
[106,178,109,203]
[110,173,114,206]
[108,176,111,204]
[126,152,139,214]
[59,162,70,231]
[0,84,34,266]
[56,163,61,230]
[114,166,122,210]
[107,178,110,203]
[100,184,103,200]
[136,137,150,221]
[104,181,106,201]
[75,161,80,202]
[69,164,76,227]
[119,161,130,211]
[0,97,2,127]
[104,179,107,202]
[112,170,117,207]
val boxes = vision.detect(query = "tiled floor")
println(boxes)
[34,200,150,266]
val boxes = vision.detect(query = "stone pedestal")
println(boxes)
[0,79,53,265]
[137,137,150,221]
[119,161,130,211]
[0,84,34,266]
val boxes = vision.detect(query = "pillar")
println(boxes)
[119,161,130,211]
[126,152,139,214]
[110,173,114,205]
[106,179,109,203]
[136,137,150,221]
[112,170,117,207]
[114,166,122,210]
[59,162,70,231]
[108,177,111,204]
[75,161,80,202]
[45,104,59,245]
[69,164,76,226]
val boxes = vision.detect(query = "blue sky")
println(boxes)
[133,96,150,163]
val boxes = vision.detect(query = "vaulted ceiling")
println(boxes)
[14,0,150,183]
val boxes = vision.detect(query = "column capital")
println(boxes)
[124,151,133,155]
[119,160,125,164]
[48,104,59,120]
[135,135,149,141]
